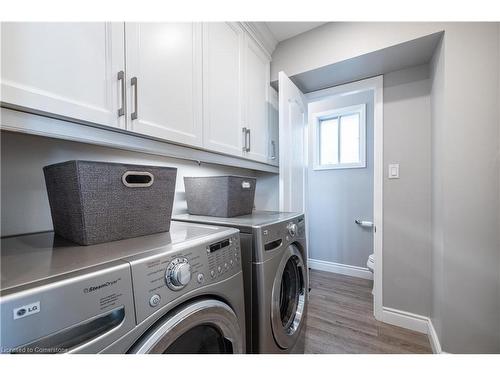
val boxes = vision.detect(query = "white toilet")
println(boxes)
[367,253,375,294]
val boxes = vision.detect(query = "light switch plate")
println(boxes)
[388,163,400,179]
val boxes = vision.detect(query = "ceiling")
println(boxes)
[265,22,327,43]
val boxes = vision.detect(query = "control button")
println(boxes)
[210,270,216,278]
[149,294,161,308]
[217,266,222,274]
[197,273,205,284]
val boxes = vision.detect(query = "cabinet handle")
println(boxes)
[271,140,276,160]
[131,77,138,120]
[246,128,251,152]
[242,127,247,152]
[117,71,126,117]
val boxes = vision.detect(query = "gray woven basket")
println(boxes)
[184,175,256,217]
[43,160,177,245]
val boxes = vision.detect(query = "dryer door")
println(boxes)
[129,299,243,354]
[271,244,307,349]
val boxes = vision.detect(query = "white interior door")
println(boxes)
[0,22,125,129]
[278,72,308,214]
[125,23,203,147]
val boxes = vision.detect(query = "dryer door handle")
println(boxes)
[264,239,283,252]
[10,307,125,353]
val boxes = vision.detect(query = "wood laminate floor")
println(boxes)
[304,269,433,354]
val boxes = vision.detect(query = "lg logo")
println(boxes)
[13,301,40,320]
[16,308,27,317]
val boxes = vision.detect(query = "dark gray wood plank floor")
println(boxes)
[304,269,433,354]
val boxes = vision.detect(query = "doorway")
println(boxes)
[306,77,383,319]
[278,74,383,318]
[307,90,374,275]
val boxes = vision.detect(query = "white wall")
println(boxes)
[383,64,432,317]
[254,171,280,211]
[0,131,279,236]
[307,90,374,268]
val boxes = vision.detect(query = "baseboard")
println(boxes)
[381,307,447,354]
[381,306,429,334]
[308,258,373,280]
[427,319,443,354]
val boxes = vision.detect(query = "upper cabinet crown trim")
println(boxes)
[240,22,277,59]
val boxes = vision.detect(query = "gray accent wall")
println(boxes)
[272,22,500,353]
[307,90,374,268]
[383,65,432,317]
[429,24,500,354]
[0,131,279,237]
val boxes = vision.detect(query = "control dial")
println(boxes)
[165,258,192,290]
[287,223,298,238]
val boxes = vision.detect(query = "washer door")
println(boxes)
[129,299,243,354]
[271,244,306,349]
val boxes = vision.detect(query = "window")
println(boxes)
[314,104,366,170]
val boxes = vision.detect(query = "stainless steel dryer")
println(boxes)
[173,211,308,354]
[0,222,245,354]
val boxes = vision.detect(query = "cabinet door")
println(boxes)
[202,22,244,157]
[125,23,203,147]
[268,86,279,166]
[244,35,271,163]
[1,23,125,129]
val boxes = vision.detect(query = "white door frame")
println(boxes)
[305,76,384,320]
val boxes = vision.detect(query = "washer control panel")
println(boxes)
[206,234,240,281]
[128,232,241,324]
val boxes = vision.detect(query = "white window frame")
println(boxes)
[313,103,366,170]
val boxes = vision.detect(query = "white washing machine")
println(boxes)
[173,211,308,354]
[0,222,245,354]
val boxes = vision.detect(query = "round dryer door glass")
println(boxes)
[271,244,306,350]
[129,300,243,354]
[163,324,233,354]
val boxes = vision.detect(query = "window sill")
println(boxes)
[313,163,366,171]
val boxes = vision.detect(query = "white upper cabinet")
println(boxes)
[0,23,126,129]
[1,23,275,165]
[243,34,271,163]
[125,23,203,147]
[202,22,244,157]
